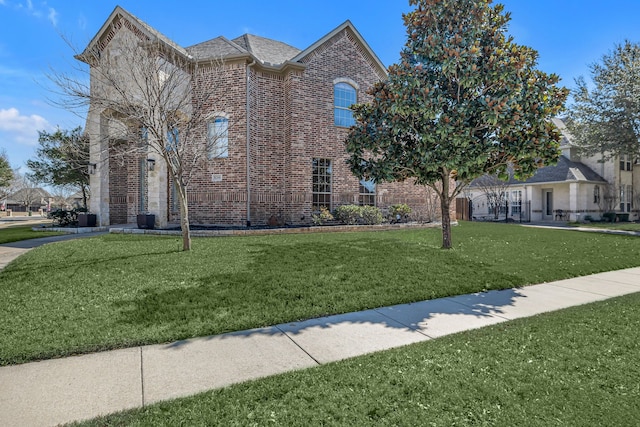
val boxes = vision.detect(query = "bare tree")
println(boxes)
[11,172,47,214]
[598,183,620,213]
[472,174,510,220]
[51,23,228,250]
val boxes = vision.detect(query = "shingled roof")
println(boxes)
[522,155,606,184]
[231,34,301,65]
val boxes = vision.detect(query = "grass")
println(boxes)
[75,292,640,426]
[1,221,640,365]
[0,224,63,244]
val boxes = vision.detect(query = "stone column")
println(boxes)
[146,152,168,228]
[88,111,110,226]
[569,182,579,222]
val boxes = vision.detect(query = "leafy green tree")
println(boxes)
[27,127,90,208]
[566,41,640,160]
[345,0,568,248]
[0,150,13,200]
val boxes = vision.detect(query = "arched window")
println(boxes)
[207,116,229,159]
[334,82,356,127]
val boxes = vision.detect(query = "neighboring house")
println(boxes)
[3,187,52,213]
[466,118,638,222]
[82,7,442,227]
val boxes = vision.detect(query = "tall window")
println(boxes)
[626,185,632,212]
[167,127,179,151]
[620,186,626,212]
[312,158,332,211]
[334,82,356,127]
[359,178,376,206]
[207,116,229,159]
[593,185,600,204]
[511,190,522,214]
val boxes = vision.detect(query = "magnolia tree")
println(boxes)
[567,41,640,160]
[345,0,568,248]
[53,29,228,251]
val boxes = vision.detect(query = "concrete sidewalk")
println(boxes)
[0,232,107,270]
[1,267,639,427]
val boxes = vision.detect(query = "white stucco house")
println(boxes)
[465,118,639,222]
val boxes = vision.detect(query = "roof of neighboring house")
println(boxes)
[522,155,606,184]
[4,187,51,204]
[469,155,606,188]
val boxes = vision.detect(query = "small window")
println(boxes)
[312,158,332,211]
[334,82,356,127]
[207,116,229,159]
[359,178,376,206]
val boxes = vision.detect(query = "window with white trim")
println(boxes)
[511,190,522,214]
[334,82,356,127]
[359,178,376,206]
[207,116,229,159]
[593,185,600,204]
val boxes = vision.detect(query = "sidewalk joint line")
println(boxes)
[372,308,434,339]
[275,325,322,366]
[140,347,145,407]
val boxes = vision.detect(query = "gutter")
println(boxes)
[246,59,256,227]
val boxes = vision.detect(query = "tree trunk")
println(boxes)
[176,182,192,251]
[81,185,88,210]
[439,172,453,249]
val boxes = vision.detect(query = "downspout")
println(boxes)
[246,59,256,227]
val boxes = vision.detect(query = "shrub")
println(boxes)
[333,205,362,225]
[48,207,89,227]
[390,203,412,222]
[311,207,334,225]
[333,205,384,225]
[360,205,384,225]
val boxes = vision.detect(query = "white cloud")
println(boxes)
[0,107,52,146]
[47,6,57,26]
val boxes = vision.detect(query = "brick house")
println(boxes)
[83,6,440,227]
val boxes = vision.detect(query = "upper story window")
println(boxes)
[207,115,229,159]
[620,154,632,171]
[334,82,357,128]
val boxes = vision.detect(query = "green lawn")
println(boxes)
[1,222,640,365]
[76,292,640,426]
[0,224,63,244]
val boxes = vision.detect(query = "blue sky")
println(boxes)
[1,0,640,171]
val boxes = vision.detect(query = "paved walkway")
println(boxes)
[1,224,639,426]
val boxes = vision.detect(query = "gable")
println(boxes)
[78,6,189,63]
[292,21,387,81]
